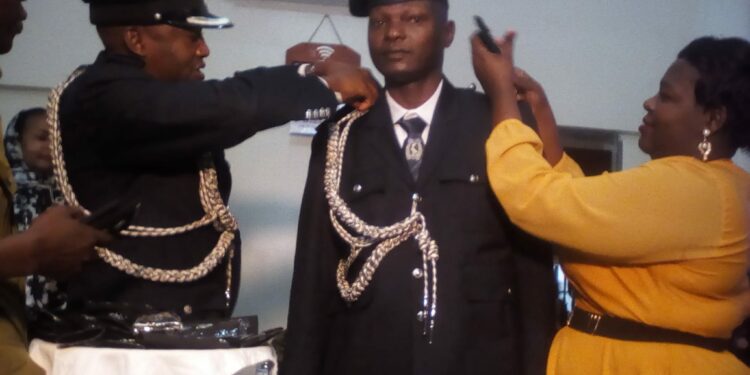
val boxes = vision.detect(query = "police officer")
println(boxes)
[284,0,556,374]
[52,0,378,322]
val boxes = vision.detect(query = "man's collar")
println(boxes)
[386,79,444,125]
[96,50,146,68]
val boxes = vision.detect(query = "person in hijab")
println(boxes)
[4,108,66,316]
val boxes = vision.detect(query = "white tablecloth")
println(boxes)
[29,339,277,375]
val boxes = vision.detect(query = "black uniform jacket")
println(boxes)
[283,81,557,375]
[58,51,338,320]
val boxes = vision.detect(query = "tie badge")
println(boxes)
[405,138,424,161]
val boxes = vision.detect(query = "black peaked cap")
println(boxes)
[83,0,232,28]
[349,0,448,17]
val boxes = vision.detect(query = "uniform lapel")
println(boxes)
[416,81,456,188]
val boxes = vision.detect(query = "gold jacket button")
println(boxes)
[183,305,193,315]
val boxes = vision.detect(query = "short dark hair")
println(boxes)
[431,2,449,23]
[678,36,750,151]
[14,107,46,141]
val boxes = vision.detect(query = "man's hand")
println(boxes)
[25,205,111,279]
[312,60,379,111]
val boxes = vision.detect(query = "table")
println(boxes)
[29,339,277,375]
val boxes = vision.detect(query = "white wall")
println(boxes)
[1,0,748,329]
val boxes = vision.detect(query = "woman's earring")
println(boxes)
[698,128,712,161]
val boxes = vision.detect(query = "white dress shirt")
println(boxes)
[386,80,444,147]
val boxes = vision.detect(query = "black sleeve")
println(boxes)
[67,64,337,166]
[508,224,559,375]
[280,128,339,375]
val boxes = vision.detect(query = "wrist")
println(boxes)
[526,90,549,108]
[20,230,41,275]
[0,231,39,277]
[487,80,515,100]
[491,81,521,123]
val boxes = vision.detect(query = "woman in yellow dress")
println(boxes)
[471,32,750,374]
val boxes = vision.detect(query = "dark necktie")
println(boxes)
[398,115,427,180]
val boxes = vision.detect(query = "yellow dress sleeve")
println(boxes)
[552,152,584,177]
[486,119,724,264]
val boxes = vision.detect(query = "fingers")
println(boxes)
[354,68,378,109]
[27,204,108,279]
[66,206,87,219]
[311,60,330,76]
[93,229,113,245]
[355,69,379,111]
[330,66,378,111]
[470,33,489,58]
[357,100,373,111]
[499,30,516,62]
[514,67,527,79]
[471,29,515,57]
[512,67,533,90]
[43,204,86,220]
[470,33,483,52]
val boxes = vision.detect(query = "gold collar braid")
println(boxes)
[48,68,237,305]
[325,110,440,342]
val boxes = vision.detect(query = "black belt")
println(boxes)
[567,307,730,352]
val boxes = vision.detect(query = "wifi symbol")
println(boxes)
[316,45,335,60]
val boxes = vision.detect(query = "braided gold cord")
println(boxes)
[324,110,440,341]
[48,69,238,285]
[95,231,235,283]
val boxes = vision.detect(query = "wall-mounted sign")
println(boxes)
[286,42,361,66]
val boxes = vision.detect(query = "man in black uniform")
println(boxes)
[54,0,378,321]
[283,1,557,374]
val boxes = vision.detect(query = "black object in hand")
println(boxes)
[82,199,140,234]
[474,16,501,54]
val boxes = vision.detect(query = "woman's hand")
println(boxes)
[513,67,546,106]
[513,67,563,165]
[471,30,520,124]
